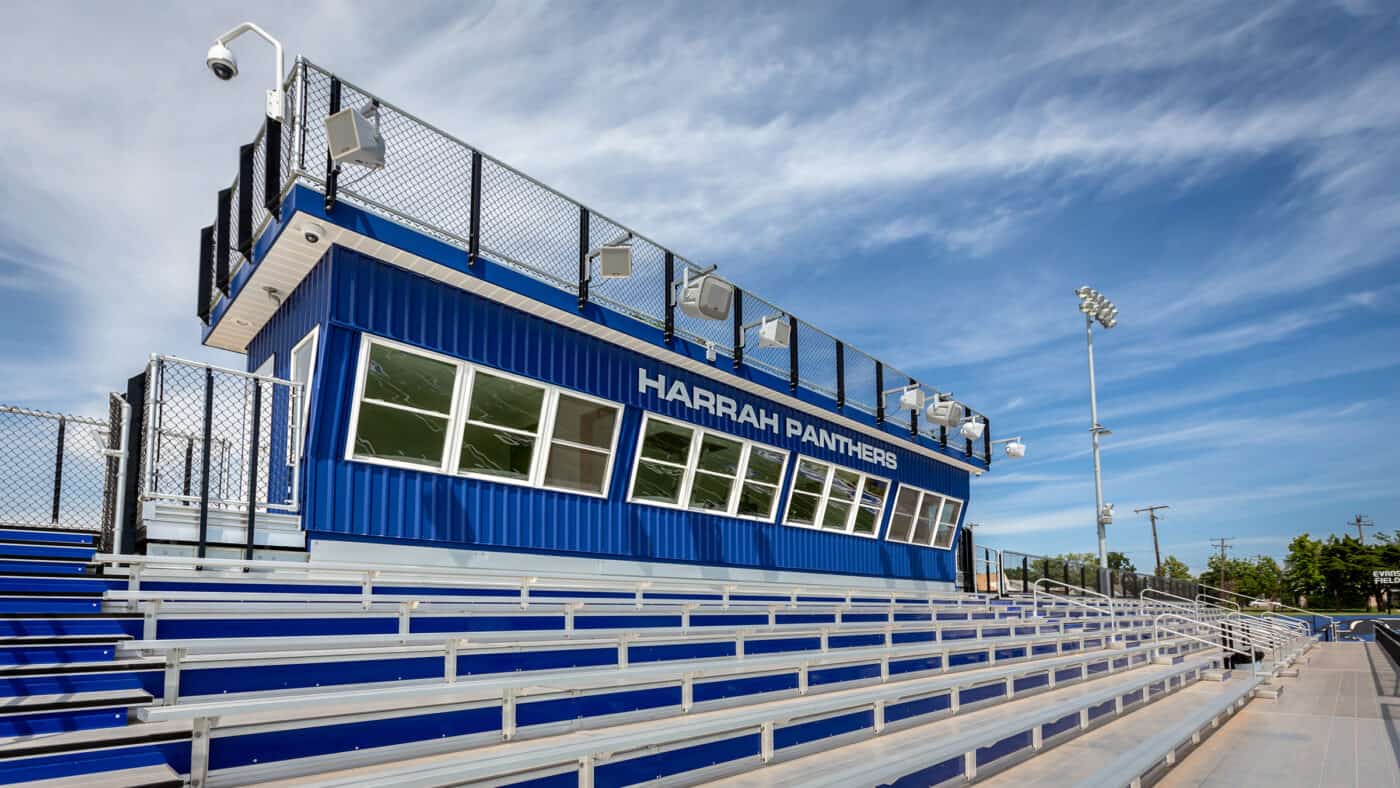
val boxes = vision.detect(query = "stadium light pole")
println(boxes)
[1076,287,1118,593]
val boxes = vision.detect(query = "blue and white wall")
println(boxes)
[245,244,973,582]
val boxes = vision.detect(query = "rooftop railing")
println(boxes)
[197,59,992,466]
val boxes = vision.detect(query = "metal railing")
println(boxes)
[1031,577,1119,638]
[1194,581,1337,640]
[197,59,993,465]
[996,548,1196,600]
[0,398,128,550]
[1153,613,1264,677]
[140,356,302,516]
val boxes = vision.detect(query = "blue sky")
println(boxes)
[1,2,1397,574]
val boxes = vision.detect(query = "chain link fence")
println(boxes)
[140,356,302,514]
[199,60,992,464]
[0,399,127,549]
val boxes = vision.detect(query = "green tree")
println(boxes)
[1284,533,1325,608]
[1106,552,1137,573]
[1319,535,1384,611]
[1159,555,1192,580]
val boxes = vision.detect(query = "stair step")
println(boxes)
[0,559,92,577]
[0,528,96,547]
[0,617,142,640]
[0,575,122,595]
[12,763,182,788]
[0,544,96,562]
[0,665,157,698]
[0,596,104,615]
[0,688,151,738]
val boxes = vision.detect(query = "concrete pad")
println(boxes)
[1159,643,1400,788]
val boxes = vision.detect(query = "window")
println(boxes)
[627,414,789,521]
[289,327,319,456]
[346,336,622,496]
[885,484,964,549]
[781,458,889,538]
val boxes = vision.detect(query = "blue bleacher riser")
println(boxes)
[0,742,190,786]
[0,617,141,638]
[0,576,124,594]
[0,530,95,546]
[0,671,153,698]
[0,543,96,561]
[0,597,103,615]
[0,643,120,666]
[0,559,89,576]
[0,705,130,738]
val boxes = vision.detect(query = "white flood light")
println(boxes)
[597,244,633,279]
[326,106,386,169]
[991,435,1025,458]
[206,22,285,121]
[897,386,926,412]
[678,269,733,321]
[959,418,985,441]
[925,397,964,428]
[757,315,790,349]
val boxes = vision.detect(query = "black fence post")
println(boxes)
[215,187,232,296]
[264,116,283,214]
[788,316,799,391]
[940,424,948,449]
[182,438,194,498]
[468,151,482,266]
[875,362,884,424]
[50,417,65,525]
[244,382,262,562]
[324,78,342,212]
[663,252,675,343]
[197,225,214,325]
[908,378,918,437]
[983,416,992,464]
[732,289,744,369]
[835,342,845,409]
[120,372,146,556]
[237,144,254,260]
[197,368,214,561]
[577,207,590,311]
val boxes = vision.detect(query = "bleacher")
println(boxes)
[0,526,1315,787]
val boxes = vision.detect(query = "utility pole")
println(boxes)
[1134,505,1169,577]
[1209,537,1234,590]
[1346,514,1375,543]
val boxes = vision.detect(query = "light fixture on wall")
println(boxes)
[991,436,1026,458]
[326,104,386,169]
[925,395,964,428]
[675,265,733,321]
[959,417,985,442]
[741,313,790,349]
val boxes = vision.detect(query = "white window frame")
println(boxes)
[344,335,623,498]
[779,456,889,539]
[289,326,319,457]
[883,483,964,550]
[625,412,789,523]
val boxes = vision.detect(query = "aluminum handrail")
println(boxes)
[1031,578,1117,636]
[96,553,986,609]
[1140,588,1201,614]
[1194,581,1338,637]
[1196,592,1241,612]
[1153,613,1262,677]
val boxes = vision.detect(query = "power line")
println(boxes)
[1346,514,1375,544]
[1209,537,1235,589]
[1134,505,1169,577]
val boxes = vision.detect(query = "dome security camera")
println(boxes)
[299,222,326,244]
[206,42,239,81]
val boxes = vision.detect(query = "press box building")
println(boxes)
[153,61,997,592]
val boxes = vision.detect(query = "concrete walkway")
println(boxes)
[1160,642,1400,788]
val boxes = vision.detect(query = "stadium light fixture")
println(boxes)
[925,395,964,428]
[1075,285,1119,592]
[206,22,286,122]
[959,417,985,442]
[675,265,733,321]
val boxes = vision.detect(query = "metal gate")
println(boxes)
[0,396,130,551]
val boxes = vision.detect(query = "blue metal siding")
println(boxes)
[301,246,969,581]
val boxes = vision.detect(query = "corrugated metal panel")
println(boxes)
[304,247,966,581]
